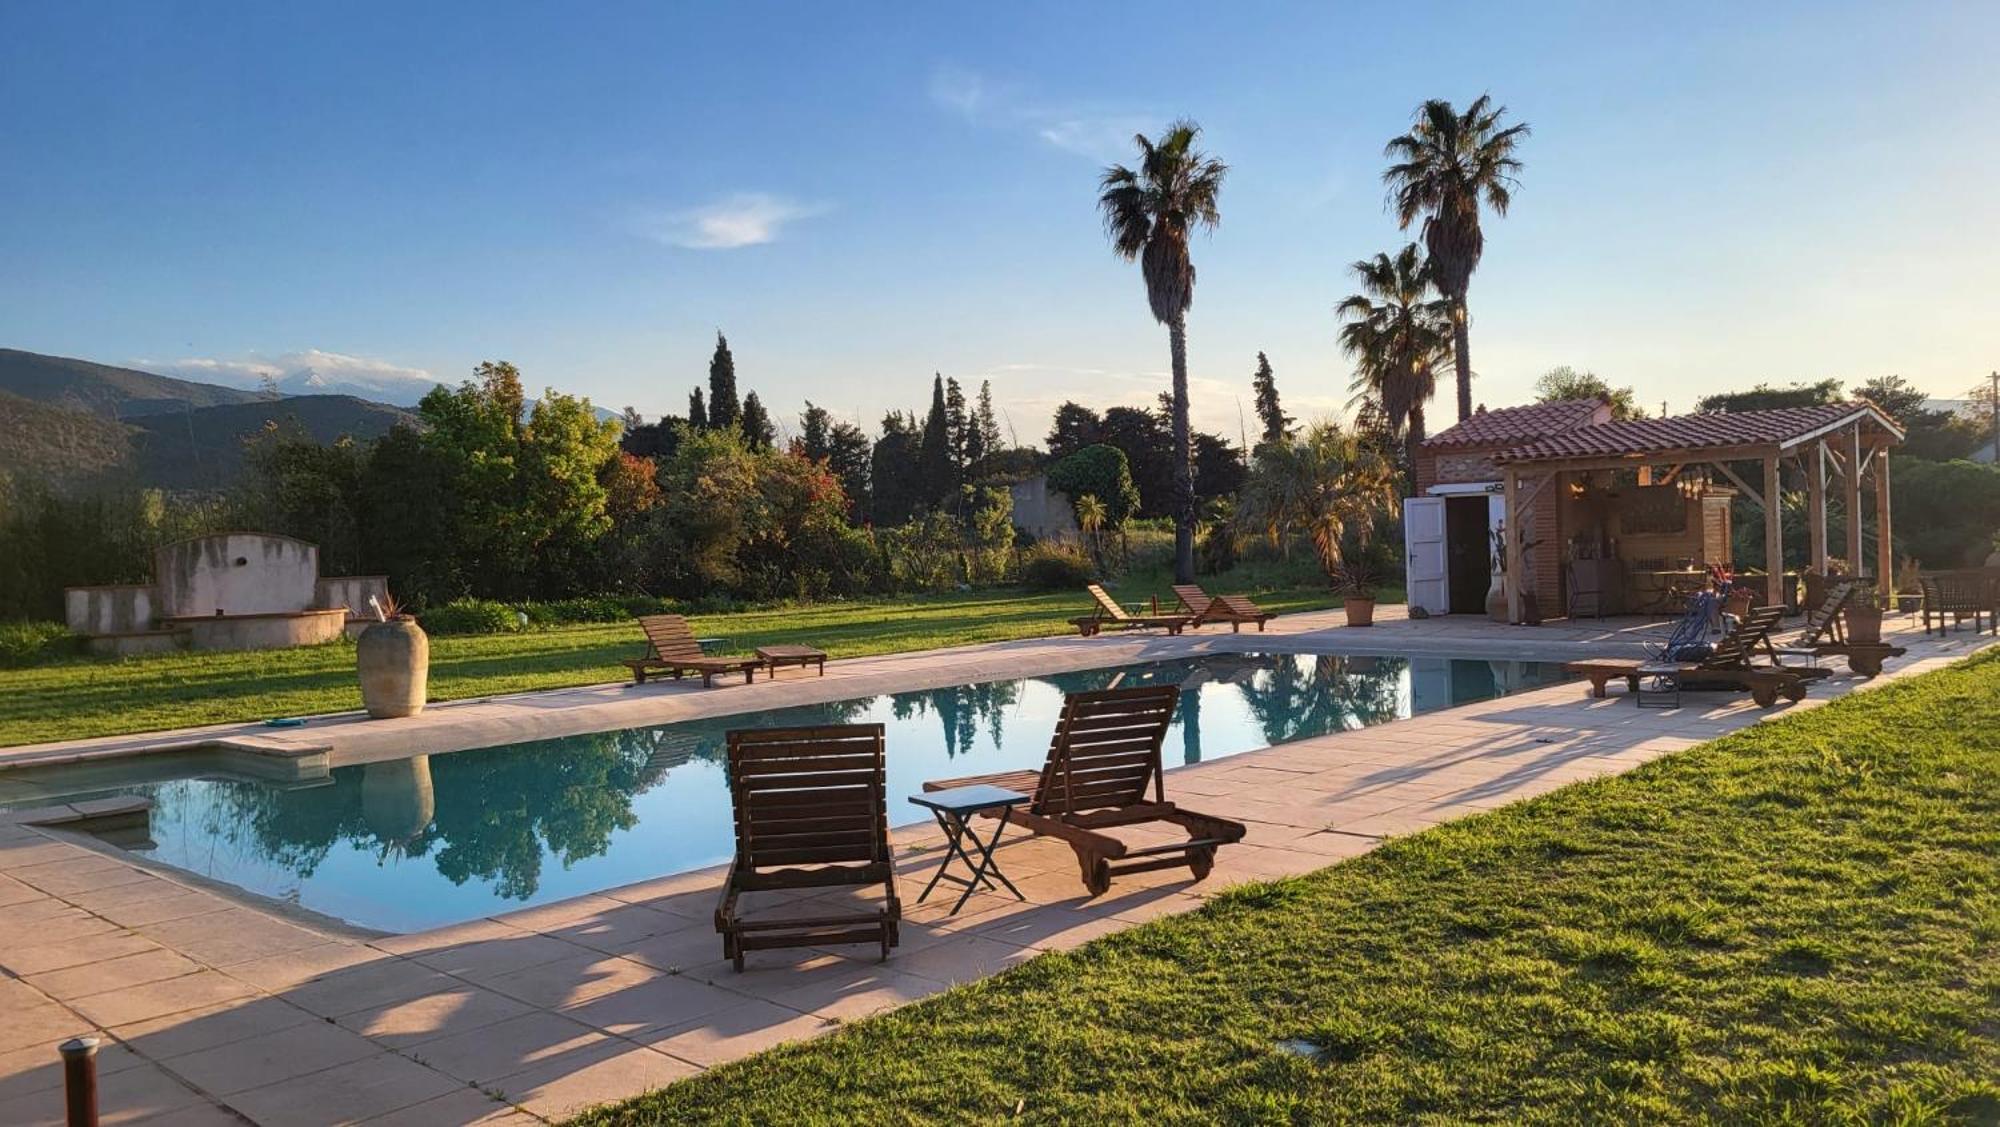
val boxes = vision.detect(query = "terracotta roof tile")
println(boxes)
[1494,402,1885,463]
[1424,399,1607,448]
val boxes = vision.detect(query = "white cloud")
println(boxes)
[140,349,442,406]
[928,64,1155,163]
[636,193,828,250]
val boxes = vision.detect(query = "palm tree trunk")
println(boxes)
[1404,402,1427,498]
[1452,299,1472,422]
[1168,314,1195,584]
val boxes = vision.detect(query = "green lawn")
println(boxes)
[575,651,2000,1124]
[0,578,1348,748]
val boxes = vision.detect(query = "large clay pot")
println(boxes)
[357,617,429,718]
[1344,598,1376,627]
[1846,602,1883,644]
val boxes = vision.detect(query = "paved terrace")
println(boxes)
[0,612,1990,1124]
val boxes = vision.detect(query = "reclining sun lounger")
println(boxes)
[1565,605,1819,707]
[1068,584,1191,637]
[715,724,900,970]
[923,685,1244,896]
[1768,578,1905,677]
[623,614,763,687]
[1172,583,1275,632]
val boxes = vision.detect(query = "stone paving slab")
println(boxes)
[0,613,1987,1123]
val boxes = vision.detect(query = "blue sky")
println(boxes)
[3,3,1995,441]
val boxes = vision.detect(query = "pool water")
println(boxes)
[13,653,1568,932]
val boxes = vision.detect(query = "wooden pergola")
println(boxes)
[1492,402,1906,623]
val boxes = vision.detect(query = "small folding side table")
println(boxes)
[907,784,1030,914]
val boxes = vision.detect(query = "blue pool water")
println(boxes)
[14,653,1568,932]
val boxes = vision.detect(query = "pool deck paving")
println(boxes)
[0,610,1990,1123]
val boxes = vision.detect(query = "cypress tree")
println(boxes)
[687,387,708,430]
[945,377,970,474]
[975,380,1004,456]
[739,391,775,450]
[707,332,740,429]
[918,374,955,507]
[1252,351,1292,446]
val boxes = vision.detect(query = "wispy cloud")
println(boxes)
[635,193,829,250]
[140,349,441,405]
[928,64,1156,163]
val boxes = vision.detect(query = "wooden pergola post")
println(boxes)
[1875,451,1893,603]
[1763,454,1784,608]
[1504,467,1523,623]
[1807,442,1828,573]
[1845,425,1864,576]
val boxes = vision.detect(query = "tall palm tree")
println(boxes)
[1100,120,1227,584]
[1337,243,1453,486]
[1383,95,1529,422]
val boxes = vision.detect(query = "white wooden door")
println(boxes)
[1403,496,1449,615]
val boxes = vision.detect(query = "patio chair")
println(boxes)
[1172,584,1275,632]
[1920,570,1997,636]
[715,724,900,970]
[1069,584,1191,637]
[923,685,1244,896]
[1768,578,1905,677]
[1565,605,1818,707]
[622,614,763,687]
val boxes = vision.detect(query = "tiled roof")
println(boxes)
[1423,399,1607,448]
[1494,402,1892,463]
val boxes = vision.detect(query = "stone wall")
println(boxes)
[316,576,392,618]
[1009,475,1079,540]
[153,534,319,619]
[64,585,155,636]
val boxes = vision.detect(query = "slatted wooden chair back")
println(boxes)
[638,614,708,661]
[1796,579,1858,646]
[1032,685,1178,819]
[725,725,890,890]
[1703,605,1786,670]
[1172,584,1212,613]
[1085,584,1131,622]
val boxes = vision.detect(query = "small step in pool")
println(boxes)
[3,652,1569,932]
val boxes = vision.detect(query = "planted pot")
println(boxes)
[1846,602,1884,644]
[1344,597,1376,627]
[357,616,429,719]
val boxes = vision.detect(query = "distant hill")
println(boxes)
[128,395,419,490]
[0,389,135,486]
[0,348,264,418]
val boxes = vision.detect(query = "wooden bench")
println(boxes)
[1920,569,1997,636]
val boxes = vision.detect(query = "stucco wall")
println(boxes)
[317,576,391,618]
[154,534,320,619]
[64,585,155,635]
[1010,475,1079,540]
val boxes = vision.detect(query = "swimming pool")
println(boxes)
[7,652,1568,932]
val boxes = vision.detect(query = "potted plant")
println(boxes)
[1489,524,1543,625]
[1332,554,1383,627]
[1845,591,1884,643]
[356,595,429,719]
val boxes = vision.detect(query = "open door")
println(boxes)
[1403,496,1448,616]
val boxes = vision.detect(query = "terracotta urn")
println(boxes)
[1343,597,1376,627]
[1845,600,1884,644]
[357,617,429,718]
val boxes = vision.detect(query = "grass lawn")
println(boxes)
[575,651,2000,1124]
[0,575,1351,748]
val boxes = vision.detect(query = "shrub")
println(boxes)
[419,598,520,635]
[1018,541,1095,591]
[0,621,78,667]
[1047,445,1142,527]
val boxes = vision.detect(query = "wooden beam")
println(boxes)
[1845,425,1864,574]
[1656,463,1686,485]
[1807,440,1828,572]
[1504,467,1524,624]
[1875,453,1893,603]
[1710,460,1765,510]
[1764,454,1784,608]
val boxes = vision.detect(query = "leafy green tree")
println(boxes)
[870,410,924,525]
[1856,375,1980,462]
[1696,379,1843,413]
[1251,351,1292,447]
[1535,366,1644,420]
[1337,244,1452,482]
[1100,405,1173,518]
[1047,444,1142,528]
[518,389,624,597]
[739,391,775,450]
[1384,96,1530,422]
[1192,431,1246,501]
[707,333,739,430]
[824,420,873,522]
[798,402,832,459]
[1236,422,1399,573]
[359,424,453,603]
[1046,402,1102,459]
[687,387,708,430]
[416,362,529,597]
[619,411,686,461]
[1099,119,1227,584]
[240,423,366,575]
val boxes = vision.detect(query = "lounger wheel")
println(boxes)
[1751,684,1778,707]
[1188,845,1215,882]
[1783,683,1807,703]
[1850,653,1883,677]
[1082,856,1112,898]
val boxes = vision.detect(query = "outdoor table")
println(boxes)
[755,644,827,678]
[907,784,1030,914]
[1635,661,1684,709]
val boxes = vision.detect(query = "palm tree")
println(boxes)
[1099,120,1227,584]
[1073,493,1108,568]
[1383,95,1529,422]
[1337,244,1453,487]
[1235,422,1398,575]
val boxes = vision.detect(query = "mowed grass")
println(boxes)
[575,651,2000,1125]
[0,579,1348,747]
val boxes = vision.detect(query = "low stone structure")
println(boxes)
[65,533,387,655]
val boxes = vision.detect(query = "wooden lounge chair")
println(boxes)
[715,724,899,970]
[1172,584,1275,632]
[1069,584,1191,637]
[923,685,1244,896]
[1768,578,1905,677]
[623,614,762,687]
[1565,605,1818,707]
